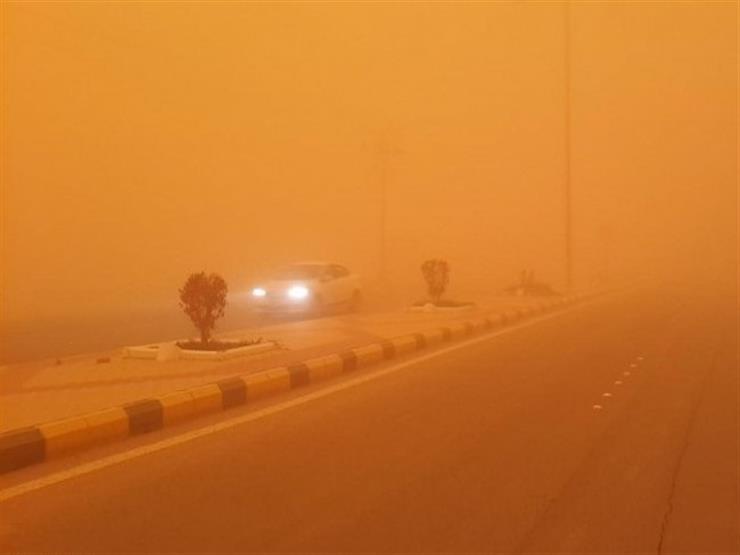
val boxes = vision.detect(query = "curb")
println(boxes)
[0,293,594,474]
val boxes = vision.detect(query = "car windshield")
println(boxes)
[271,264,326,280]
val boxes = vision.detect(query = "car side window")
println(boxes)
[331,265,349,278]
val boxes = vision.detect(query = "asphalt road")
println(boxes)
[1,286,737,553]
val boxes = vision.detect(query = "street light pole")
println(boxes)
[378,141,388,283]
[374,133,403,284]
[564,0,573,292]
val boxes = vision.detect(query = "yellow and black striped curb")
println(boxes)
[0,294,594,474]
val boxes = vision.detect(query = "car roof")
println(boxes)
[288,261,344,267]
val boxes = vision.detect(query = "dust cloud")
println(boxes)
[1,2,736,360]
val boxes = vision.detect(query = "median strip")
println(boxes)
[0,294,594,473]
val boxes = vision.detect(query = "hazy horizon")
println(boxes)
[1,1,736,325]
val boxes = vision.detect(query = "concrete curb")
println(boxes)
[0,293,594,474]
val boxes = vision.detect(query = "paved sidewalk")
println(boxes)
[0,296,548,432]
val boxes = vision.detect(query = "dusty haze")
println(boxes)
[1,2,736,340]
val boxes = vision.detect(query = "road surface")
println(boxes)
[0,286,737,553]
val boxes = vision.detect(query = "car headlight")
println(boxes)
[287,285,310,300]
[251,287,267,297]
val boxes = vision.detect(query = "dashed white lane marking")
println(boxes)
[594,353,644,412]
[0,307,575,503]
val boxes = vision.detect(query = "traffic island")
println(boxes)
[123,338,278,362]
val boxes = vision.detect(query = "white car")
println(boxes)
[250,262,361,314]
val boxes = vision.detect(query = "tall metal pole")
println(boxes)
[375,133,403,284]
[378,139,388,283]
[564,0,573,291]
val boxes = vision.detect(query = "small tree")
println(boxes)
[179,272,228,345]
[421,259,450,304]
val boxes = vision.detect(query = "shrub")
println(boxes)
[505,269,559,296]
[179,272,228,345]
[175,338,262,352]
[421,259,450,304]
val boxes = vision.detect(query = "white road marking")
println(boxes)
[602,392,613,398]
[630,363,637,368]
[614,380,623,385]
[623,371,631,376]
[0,307,575,503]
[637,356,644,361]
[592,404,603,410]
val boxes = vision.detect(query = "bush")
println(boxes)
[505,269,559,297]
[179,272,228,346]
[421,259,450,304]
[175,338,262,352]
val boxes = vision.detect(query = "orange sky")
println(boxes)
[1,1,736,322]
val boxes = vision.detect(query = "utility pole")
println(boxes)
[374,133,403,283]
[600,223,612,285]
[564,0,573,291]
